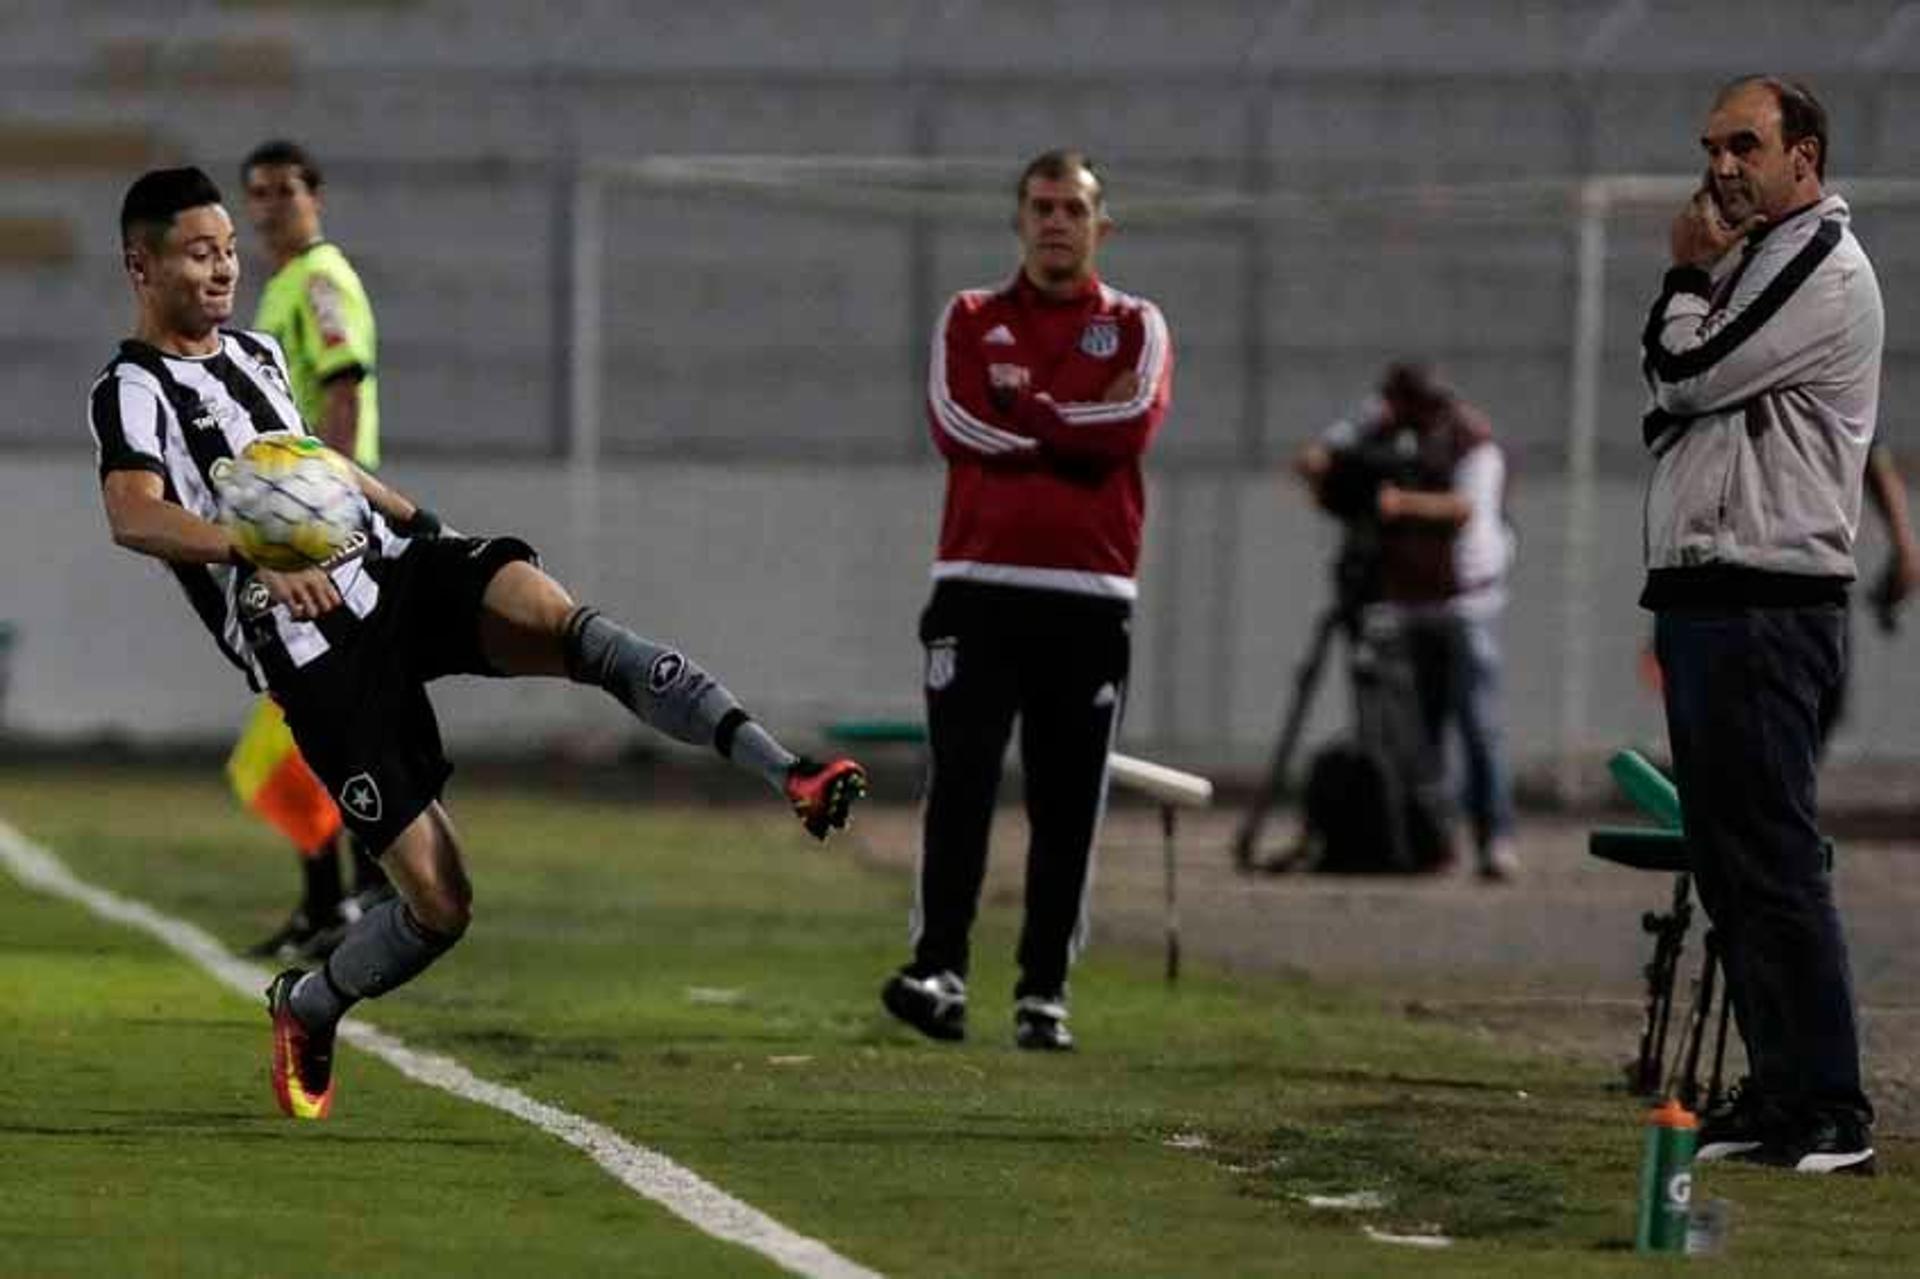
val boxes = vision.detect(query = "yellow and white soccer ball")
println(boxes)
[216,433,368,570]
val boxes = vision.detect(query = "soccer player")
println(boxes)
[881,150,1173,1051]
[234,140,388,958]
[90,167,867,1120]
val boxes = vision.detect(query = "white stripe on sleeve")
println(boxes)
[928,295,1039,456]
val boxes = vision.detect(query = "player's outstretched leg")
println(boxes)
[559,604,869,837]
[473,561,867,839]
[264,803,468,1117]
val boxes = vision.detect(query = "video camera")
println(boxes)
[1314,427,1425,613]
[1315,427,1423,525]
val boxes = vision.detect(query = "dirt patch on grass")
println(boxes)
[849,802,1920,1135]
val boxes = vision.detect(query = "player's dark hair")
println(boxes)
[1016,149,1105,210]
[120,166,225,251]
[1719,75,1829,179]
[242,139,323,191]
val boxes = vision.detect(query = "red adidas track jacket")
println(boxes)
[925,272,1173,601]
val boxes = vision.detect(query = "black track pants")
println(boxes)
[910,580,1130,999]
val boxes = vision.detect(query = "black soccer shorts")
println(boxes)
[276,535,540,854]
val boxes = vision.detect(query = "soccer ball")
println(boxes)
[216,433,368,571]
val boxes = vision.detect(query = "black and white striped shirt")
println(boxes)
[87,329,403,691]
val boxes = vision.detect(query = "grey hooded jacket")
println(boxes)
[1640,194,1882,605]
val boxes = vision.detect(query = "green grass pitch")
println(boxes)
[0,765,1909,1277]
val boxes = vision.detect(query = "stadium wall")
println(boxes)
[10,2,1920,782]
[8,456,1916,775]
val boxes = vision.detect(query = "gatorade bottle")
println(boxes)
[1635,1097,1698,1253]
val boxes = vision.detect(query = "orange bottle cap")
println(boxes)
[1646,1098,1698,1129]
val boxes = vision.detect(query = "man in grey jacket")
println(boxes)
[1642,76,1879,1175]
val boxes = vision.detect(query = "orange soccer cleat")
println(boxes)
[266,968,335,1120]
[784,756,869,841]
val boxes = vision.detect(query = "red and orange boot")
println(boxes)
[784,757,869,841]
[266,968,335,1120]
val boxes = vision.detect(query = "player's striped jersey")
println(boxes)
[86,330,405,692]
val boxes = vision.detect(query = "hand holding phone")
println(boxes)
[1670,185,1763,269]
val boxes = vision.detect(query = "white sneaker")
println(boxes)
[1478,839,1520,882]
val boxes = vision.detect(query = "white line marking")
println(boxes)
[1362,1224,1453,1249]
[0,817,884,1279]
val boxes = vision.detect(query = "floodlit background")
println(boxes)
[5,1,1920,792]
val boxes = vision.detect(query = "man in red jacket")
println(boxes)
[882,150,1174,1051]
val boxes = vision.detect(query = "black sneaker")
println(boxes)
[881,969,967,1041]
[1013,995,1074,1052]
[1736,1112,1876,1176]
[246,908,340,963]
[1695,1083,1777,1162]
[292,919,348,963]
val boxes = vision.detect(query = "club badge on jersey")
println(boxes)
[247,351,291,396]
[239,579,274,619]
[1079,318,1120,359]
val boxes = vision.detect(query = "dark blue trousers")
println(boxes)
[1654,604,1871,1124]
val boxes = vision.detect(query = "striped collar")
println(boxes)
[1003,270,1103,307]
[1742,192,1847,250]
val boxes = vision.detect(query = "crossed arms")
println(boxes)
[926,294,1172,473]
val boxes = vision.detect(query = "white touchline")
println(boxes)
[0,817,884,1279]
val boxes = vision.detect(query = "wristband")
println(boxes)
[396,507,443,539]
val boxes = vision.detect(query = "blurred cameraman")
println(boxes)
[1295,362,1518,880]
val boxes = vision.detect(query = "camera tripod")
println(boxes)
[1231,540,1381,872]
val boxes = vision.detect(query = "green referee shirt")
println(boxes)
[253,241,380,469]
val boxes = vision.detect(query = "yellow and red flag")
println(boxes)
[227,696,341,856]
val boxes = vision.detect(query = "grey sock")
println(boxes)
[564,608,796,790]
[290,897,456,1029]
[726,718,800,790]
